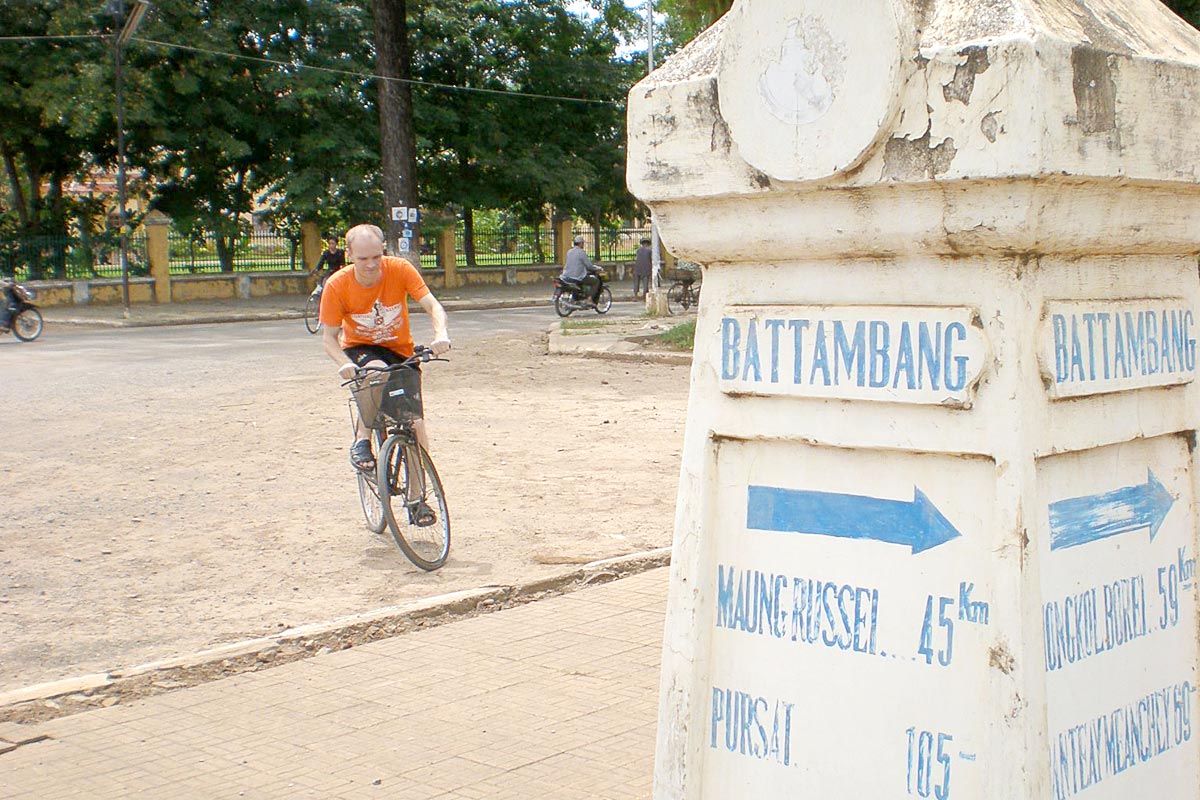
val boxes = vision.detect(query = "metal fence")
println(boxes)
[167,229,299,274]
[0,234,149,281]
[593,227,649,263]
[454,225,551,267]
[451,224,651,268]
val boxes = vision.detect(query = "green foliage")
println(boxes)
[411,0,641,224]
[656,0,731,48]
[660,317,696,350]
[0,0,651,266]
[1162,0,1200,28]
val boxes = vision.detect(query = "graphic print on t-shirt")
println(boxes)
[349,299,405,344]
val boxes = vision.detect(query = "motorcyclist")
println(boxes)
[0,277,15,331]
[560,235,601,304]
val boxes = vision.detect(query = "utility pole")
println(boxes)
[112,0,150,316]
[646,0,665,312]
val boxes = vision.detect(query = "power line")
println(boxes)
[133,36,625,107]
[0,30,624,105]
[0,34,105,42]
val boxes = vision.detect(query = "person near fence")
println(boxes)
[561,235,601,304]
[310,235,345,285]
[319,224,451,480]
[633,237,653,298]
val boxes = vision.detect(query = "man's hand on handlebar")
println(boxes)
[337,362,358,381]
[430,338,452,356]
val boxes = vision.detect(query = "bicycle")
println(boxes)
[304,279,325,334]
[666,272,699,314]
[344,346,451,570]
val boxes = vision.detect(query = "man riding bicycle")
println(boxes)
[319,224,451,482]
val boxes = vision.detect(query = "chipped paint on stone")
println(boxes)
[943,46,991,104]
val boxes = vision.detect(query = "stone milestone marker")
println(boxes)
[628,0,1200,798]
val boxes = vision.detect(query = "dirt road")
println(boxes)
[0,321,689,693]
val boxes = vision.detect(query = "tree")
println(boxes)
[372,0,421,259]
[0,2,110,276]
[1163,0,1200,28]
[410,0,641,264]
[131,0,373,269]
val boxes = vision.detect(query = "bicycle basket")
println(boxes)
[351,368,423,430]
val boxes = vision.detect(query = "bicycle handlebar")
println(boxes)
[339,345,449,387]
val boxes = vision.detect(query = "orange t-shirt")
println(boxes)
[318,256,430,357]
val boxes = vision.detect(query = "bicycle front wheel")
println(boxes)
[667,283,686,314]
[304,293,321,333]
[378,435,450,570]
[357,429,387,534]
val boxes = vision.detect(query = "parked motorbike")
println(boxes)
[0,278,43,342]
[553,268,613,317]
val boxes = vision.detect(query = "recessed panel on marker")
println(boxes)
[698,439,1002,798]
[717,305,989,406]
[1038,299,1197,399]
[1036,435,1199,799]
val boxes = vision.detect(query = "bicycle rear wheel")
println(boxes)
[304,293,321,333]
[378,434,450,570]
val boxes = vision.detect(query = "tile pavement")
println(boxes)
[0,569,668,799]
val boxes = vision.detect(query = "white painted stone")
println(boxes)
[630,1,1200,798]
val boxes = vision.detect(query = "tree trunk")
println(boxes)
[0,141,30,228]
[592,210,602,261]
[463,207,477,268]
[533,223,545,264]
[216,234,234,272]
[372,0,419,264]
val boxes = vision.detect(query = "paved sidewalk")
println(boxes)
[40,280,641,328]
[0,568,667,800]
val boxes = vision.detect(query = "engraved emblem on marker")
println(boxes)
[759,19,839,126]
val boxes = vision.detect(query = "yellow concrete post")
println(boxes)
[437,228,458,289]
[300,221,322,287]
[144,210,171,304]
[553,219,573,267]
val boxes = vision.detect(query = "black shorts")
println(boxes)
[343,345,419,371]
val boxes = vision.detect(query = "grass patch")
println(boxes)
[561,319,616,332]
[659,318,696,350]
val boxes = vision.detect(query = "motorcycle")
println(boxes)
[553,267,613,317]
[0,278,43,342]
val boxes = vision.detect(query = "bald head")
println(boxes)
[344,224,386,287]
[345,224,385,256]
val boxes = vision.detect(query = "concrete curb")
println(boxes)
[546,319,694,365]
[43,299,554,329]
[0,548,671,721]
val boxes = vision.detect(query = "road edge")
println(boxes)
[0,547,671,725]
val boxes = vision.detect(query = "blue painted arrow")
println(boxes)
[1048,470,1175,552]
[746,485,962,554]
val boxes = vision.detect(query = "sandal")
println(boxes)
[408,499,437,527]
[349,439,375,471]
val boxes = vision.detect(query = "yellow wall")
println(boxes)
[31,285,73,307]
[90,283,155,305]
[171,278,237,302]
[250,275,309,297]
